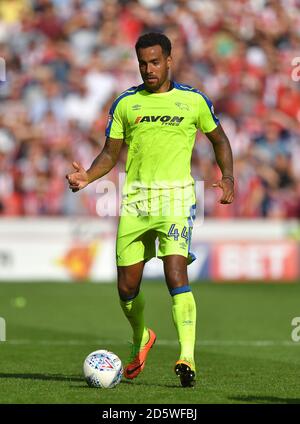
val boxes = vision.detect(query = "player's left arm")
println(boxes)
[205,124,234,204]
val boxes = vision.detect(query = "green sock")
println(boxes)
[172,291,196,369]
[120,291,149,347]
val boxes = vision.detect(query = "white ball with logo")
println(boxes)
[83,349,123,389]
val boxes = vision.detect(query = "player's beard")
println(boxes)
[143,69,169,91]
[144,79,159,92]
[143,73,169,93]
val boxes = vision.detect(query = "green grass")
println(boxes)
[0,282,300,404]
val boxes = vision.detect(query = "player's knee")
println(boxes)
[118,286,138,301]
[165,269,188,289]
[117,276,140,300]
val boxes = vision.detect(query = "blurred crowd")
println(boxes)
[0,0,300,218]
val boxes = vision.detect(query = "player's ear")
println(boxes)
[167,56,172,69]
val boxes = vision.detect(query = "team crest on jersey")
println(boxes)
[175,102,190,111]
[135,115,184,126]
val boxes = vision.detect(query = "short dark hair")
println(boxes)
[135,33,172,57]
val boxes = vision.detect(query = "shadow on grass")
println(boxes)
[121,380,183,389]
[72,380,184,390]
[0,373,183,389]
[229,395,300,404]
[0,373,82,382]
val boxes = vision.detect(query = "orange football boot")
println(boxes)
[124,329,156,379]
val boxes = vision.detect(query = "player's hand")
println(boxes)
[212,177,234,204]
[66,162,89,192]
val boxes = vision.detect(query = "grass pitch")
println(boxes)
[0,282,300,404]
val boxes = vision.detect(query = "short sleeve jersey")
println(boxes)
[106,81,219,194]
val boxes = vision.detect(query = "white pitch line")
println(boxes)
[2,339,300,347]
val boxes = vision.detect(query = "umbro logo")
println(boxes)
[132,104,142,111]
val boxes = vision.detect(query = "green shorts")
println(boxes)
[116,202,196,267]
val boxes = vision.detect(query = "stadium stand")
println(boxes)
[0,0,299,218]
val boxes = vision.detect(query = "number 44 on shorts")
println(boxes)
[168,224,189,242]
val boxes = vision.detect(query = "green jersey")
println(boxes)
[105,81,219,206]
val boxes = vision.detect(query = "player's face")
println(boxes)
[137,45,171,92]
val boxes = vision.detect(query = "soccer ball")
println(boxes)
[83,349,123,389]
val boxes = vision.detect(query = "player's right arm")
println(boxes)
[67,94,126,192]
[66,137,123,192]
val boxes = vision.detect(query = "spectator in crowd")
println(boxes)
[0,0,299,218]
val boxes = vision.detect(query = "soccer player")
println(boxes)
[66,33,234,387]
